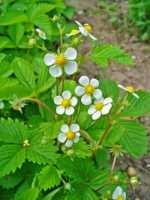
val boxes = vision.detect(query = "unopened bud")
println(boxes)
[28,38,36,46]
[127,166,137,177]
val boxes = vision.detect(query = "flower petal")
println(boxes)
[79,76,89,86]
[75,20,83,27]
[62,90,71,99]
[70,124,80,132]
[54,96,63,105]
[101,103,112,115]
[61,124,69,133]
[70,97,78,106]
[81,94,92,105]
[112,186,123,199]
[90,78,99,88]
[79,26,88,36]
[56,106,65,115]
[75,86,85,96]
[65,107,74,115]
[93,89,103,99]
[65,140,73,147]
[104,97,113,105]
[133,92,139,99]
[88,105,96,115]
[74,134,80,143]
[92,111,101,120]
[58,133,66,143]
[88,33,97,41]
[44,53,55,66]
[118,84,127,91]
[64,47,77,60]
[64,61,78,75]
[49,65,62,77]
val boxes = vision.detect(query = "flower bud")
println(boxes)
[127,166,137,177]
[64,183,71,190]
[28,38,36,46]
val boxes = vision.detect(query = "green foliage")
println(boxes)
[128,0,150,40]
[0,0,149,199]
[91,44,133,68]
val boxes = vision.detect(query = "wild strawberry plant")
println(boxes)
[0,2,150,200]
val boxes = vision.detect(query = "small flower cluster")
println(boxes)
[52,75,113,148]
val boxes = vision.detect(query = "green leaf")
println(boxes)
[37,165,61,190]
[35,57,55,94]
[91,44,133,67]
[0,77,32,100]
[100,79,119,101]
[66,182,98,200]
[8,23,24,45]
[0,171,23,189]
[0,11,27,26]
[28,3,55,21]
[0,36,15,49]
[119,120,148,158]
[72,139,91,158]
[15,187,39,200]
[0,53,6,63]
[121,90,150,117]
[12,57,35,90]
[0,118,30,143]
[64,80,77,94]
[0,144,26,177]
[26,130,58,165]
[39,121,64,139]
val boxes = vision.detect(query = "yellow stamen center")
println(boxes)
[84,23,92,33]
[117,195,124,200]
[55,54,66,65]
[95,102,104,110]
[85,84,95,95]
[126,86,135,93]
[61,99,70,108]
[66,131,75,140]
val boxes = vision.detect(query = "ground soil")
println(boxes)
[67,0,150,199]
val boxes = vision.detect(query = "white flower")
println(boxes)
[112,186,126,200]
[57,123,80,147]
[118,84,139,99]
[75,76,102,105]
[0,100,4,109]
[44,47,78,78]
[88,97,113,120]
[54,90,78,115]
[35,28,47,40]
[75,21,97,40]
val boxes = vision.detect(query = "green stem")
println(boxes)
[22,97,54,116]
[80,129,95,144]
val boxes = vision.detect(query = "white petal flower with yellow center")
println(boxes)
[54,90,78,115]
[75,76,102,105]
[88,97,113,120]
[75,20,97,40]
[112,186,126,200]
[35,28,47,40]
[57,123,80,147]
[44,47,78,78]
[118,84,139,99]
